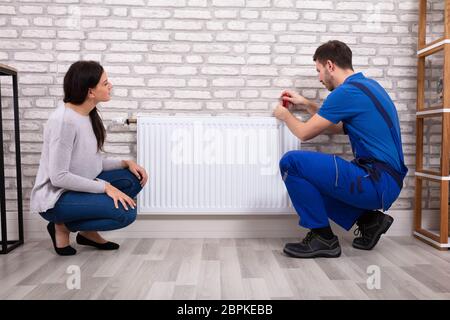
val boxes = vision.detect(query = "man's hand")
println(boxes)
[281,90,311,110]
[273,104,292,122]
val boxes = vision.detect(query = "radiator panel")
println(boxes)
[137,117,300,214]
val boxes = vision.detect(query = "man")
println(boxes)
[273,40,408,258]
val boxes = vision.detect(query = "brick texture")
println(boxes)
[0,0,441,237]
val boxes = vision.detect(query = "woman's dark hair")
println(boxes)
[313,40,354,71]
[63,60,106,151]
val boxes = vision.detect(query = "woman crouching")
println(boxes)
[30,61,148,256]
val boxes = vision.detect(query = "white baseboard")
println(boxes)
[20,209,415,240]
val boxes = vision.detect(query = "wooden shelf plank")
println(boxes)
[414,231,450,249]
[417,39,450,57]
[415,171,450,181]
[416,108,450,117]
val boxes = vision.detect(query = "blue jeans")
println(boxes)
[40,169,143,232]
[279,150,400,231]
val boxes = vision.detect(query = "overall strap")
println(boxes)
[347,81,407,188]
[347,81,403,162]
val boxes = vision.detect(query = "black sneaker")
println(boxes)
[283,231,341,258]
[352,210,394,250]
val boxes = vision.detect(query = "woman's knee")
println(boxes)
[114,169,143,197]
[124,210,137,227]
[127,170,143,193]
[117,208,137,228]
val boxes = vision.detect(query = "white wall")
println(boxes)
[0,0,429,239]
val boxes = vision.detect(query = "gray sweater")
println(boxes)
[30,102,123,214]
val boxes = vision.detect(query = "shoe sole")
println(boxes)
[76,234,120,250]
[352,215,394,251]
[283,246,341,259]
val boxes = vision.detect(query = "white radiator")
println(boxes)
[137,116,300,214]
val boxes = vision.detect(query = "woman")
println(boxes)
[30,61,148,256]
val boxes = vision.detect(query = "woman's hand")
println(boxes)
[123,160,148,187]
[105,183,136,210]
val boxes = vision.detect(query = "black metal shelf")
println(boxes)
[0,63,24,254]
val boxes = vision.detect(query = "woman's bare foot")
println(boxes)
[54,223,71,248]
[79,231,108,244]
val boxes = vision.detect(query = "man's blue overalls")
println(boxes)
[279,73,408,231]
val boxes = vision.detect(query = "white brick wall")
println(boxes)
[0,0,434,239]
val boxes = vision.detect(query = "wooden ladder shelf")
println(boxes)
[414,0,450,249]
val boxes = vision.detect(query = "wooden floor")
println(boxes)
[0,235,449,300]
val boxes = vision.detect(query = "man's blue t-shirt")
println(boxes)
[317,72,406,175]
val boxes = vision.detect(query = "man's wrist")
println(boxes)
[306,101,318,114]
[284,111,296,122]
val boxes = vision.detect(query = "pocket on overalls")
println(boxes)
[351,173,372,194]
[335,156,365,193]
[356,175,363,193]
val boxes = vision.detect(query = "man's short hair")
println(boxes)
[313,40,354,70]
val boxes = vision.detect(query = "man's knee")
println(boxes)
[279,150,307,175]
[280,151,295,172]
